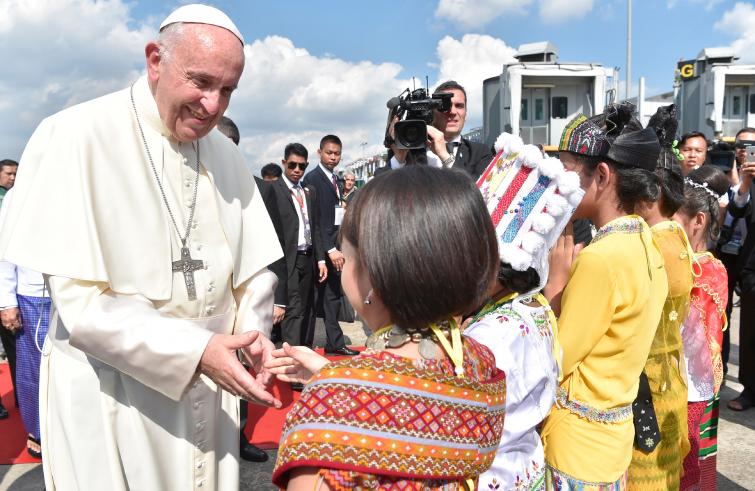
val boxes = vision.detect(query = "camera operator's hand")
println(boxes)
[739,162,755,195]
[426,125,451,162]
[388,116,408,164]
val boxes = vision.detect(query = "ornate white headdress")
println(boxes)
[477,133,585,288]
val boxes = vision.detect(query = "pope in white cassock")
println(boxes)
[0,5,284,490]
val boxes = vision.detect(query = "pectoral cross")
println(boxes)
[172,246,204,301]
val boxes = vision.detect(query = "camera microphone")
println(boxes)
[386,97,401,109]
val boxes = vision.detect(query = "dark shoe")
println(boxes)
[290,382,305,392]
[727,392,754,411]
[26,435,41,459]
[0,403,8,420]
[239,442,268,462]
[325,347,359,356]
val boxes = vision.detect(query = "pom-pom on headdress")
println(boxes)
[478,133,585,284]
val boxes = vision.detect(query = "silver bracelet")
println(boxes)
[441,155,455,168]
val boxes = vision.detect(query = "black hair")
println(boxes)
[284,142,308,161]
[260,163,282,178]
[0,159,18,171]
[735,127,755,140]
[433,80,467,104]
[340,166,498,330]
[498,264,540,294]
[217,116,240,145]
[679,166,730,242]
[578,103,660,213]
[647,105,685,216]
[569,152,660,214]
[320,134,342,149]
[679,131,708,148]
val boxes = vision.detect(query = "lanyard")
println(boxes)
[430,319,465,377]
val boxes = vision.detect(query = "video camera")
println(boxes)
[384,88,453,150]
[708,141,735,172]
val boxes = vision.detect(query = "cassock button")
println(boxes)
[193,401,200,409]
[205,306,215,315]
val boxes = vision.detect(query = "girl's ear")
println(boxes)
[694,210,707,234]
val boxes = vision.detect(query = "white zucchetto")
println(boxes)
[160,4,244,45]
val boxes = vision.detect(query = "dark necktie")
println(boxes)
[446,141,459,157]
[331,173,340,197]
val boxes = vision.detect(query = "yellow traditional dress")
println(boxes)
[628,221,692,490]
[542,215,668,490]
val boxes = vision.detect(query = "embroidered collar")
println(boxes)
[592,215,645,244]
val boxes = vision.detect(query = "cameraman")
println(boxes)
[389,80,493,179]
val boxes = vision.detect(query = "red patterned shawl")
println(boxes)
[272,337,506,489]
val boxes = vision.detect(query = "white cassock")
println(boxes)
[0,76,283,490]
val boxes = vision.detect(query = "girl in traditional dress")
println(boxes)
[541,104,668,490]
[268,166,506,491]
[675,166,730,490]
[464,134,583,491]
[628,105,692,490]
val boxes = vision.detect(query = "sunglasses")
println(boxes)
[286,161,308,171]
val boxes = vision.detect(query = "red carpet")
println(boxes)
[0,363,41,464]
[244,347,363,449]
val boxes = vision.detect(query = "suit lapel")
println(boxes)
[276,178,297,214]
[455,138,469,169]
[316,166,338,199]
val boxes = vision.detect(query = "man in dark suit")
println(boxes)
[386,80,493,180]
[302,135,358,356]
[265,143,327,349]
[725,127,755,411]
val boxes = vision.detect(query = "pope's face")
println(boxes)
[147,24,244,142]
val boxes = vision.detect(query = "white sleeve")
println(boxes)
[0,261,18,309]
[734,187,750,207]
[233,268,277,338]
[465,311,557,447]
[49,276,214,401]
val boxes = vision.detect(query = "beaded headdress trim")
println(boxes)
[685,178,721,200]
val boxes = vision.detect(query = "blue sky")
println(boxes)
[1,0,753,173]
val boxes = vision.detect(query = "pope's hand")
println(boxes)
[198,331,282,408]
[240,331,276,388]
[264,343,329,384]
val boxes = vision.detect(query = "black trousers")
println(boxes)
[739,291,755,393]
[0,325,17,406]
[281,252,316,347]
[314,259,346,351]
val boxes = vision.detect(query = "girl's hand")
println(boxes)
[264,343,329,384]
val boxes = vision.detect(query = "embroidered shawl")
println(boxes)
[272,338,506,488]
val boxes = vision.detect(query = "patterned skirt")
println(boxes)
[681,396,718,491]
[628,353,690,490]
[16,294,51,440]
[546,465,627,490]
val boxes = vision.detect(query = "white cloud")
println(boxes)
[0,0,153,159]
[434,0,532,29]
[434,0,594,28]
[0,0,520,175]
[715,2,755,63]
[539,0,594,24]
[435,34,518,126]
[230,36,410,172]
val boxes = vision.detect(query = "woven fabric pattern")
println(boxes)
[15,294,51,440]
[273,338,506,489]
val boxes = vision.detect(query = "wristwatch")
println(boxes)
[441,155,455,168]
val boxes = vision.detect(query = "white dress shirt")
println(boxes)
[281,175,311,251]
[0,262,45,308]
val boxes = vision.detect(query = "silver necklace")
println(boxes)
[130,84,204,300]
